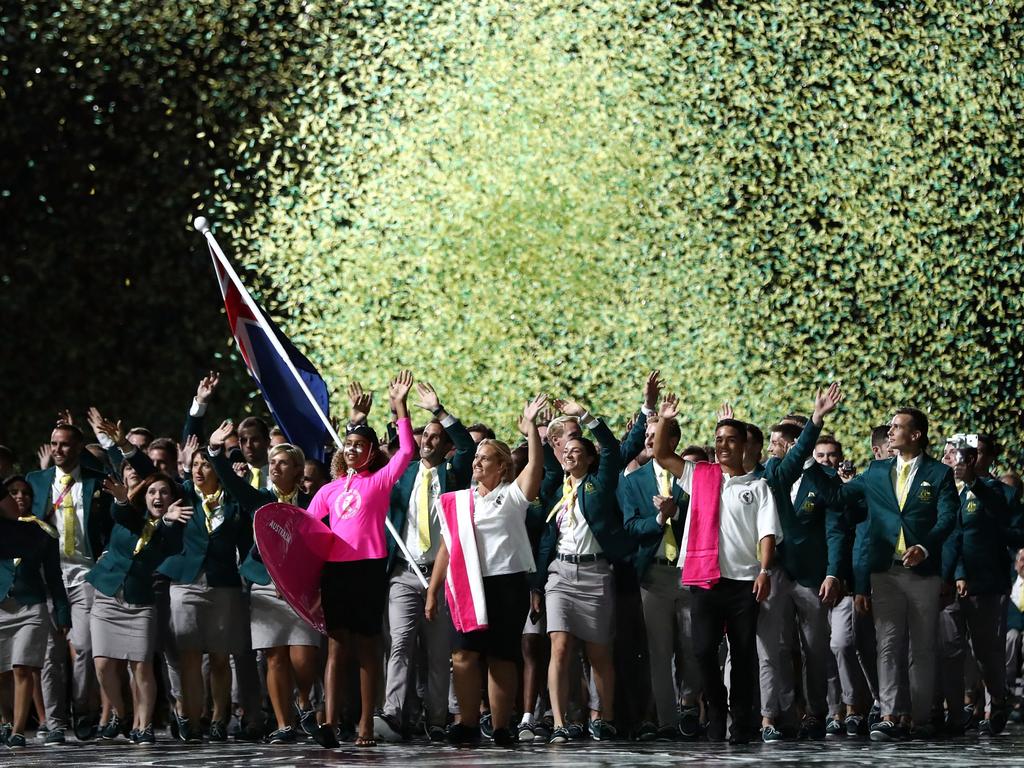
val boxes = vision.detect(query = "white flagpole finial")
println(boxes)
[193,216,211,234]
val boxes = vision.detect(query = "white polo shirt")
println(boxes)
[438,480,536,577]
[675,462,782,581]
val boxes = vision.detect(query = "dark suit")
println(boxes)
[838,453,959,723]
[27,464,112,729]
[620,460,698,726]
[380,417,475,730]
[939,478,1013,717]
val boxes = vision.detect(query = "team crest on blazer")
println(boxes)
[585,482,596,494]
[918,481,934,502]
[966,495,978,514]
[801,493,816,512]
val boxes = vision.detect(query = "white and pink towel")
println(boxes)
[439,489,489,632]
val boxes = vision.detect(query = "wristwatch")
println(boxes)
[759,568,772,576]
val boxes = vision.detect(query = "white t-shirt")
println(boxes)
[675,462,782,581]
[439,480,536,577]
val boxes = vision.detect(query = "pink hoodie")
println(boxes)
[307,417,415,562]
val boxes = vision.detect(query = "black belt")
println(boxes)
[557,553,607,564]
[398,560,433,576]
[653,557,676,566]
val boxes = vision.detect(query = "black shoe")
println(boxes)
[297,707,319,737]
[548,726,570,744]
[845,714,866,736]
[135,725,155,746]
[729,728,751,745]
[634,720,657,741]
[798,715,826,740]
[233,721,263,742]
[425,724,447,742]
[492,727,517,746]
[909,722,937,741]
[590,719,618,741]
[479,713,494,739]
[655,724,677,741]
[209,720,228,742]
[869,720,905,742]
[177,717,202,744]
[705,717,727,742]
[447,722,481,746]
[312,724,338,749]
[101,713,126,741]
[6,733,26,749]
[0,723,10,745]
[44,727,67,746]
[73,716,97,741]
[566,722,586,740]
[373,711,404,743]
[868,704,882,728]
[760,724,782,743]
[679,706,700,739]
[989,706,1008,735]
[268,726,297,745]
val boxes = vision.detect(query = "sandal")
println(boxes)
[355,735,377,747]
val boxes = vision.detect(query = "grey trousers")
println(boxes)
[871,565,940,723]
[1006,628,1022,693]
[639,564,700,727]
[756,569,830,719]
[829,595,874,711]
[939,594,1007,712]
[43,582,99,729]
[383,565,451,727]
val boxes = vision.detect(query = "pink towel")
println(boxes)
[439,489,488,632]
[681,462,723,589]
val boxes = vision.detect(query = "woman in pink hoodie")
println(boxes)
[306,370,416,747]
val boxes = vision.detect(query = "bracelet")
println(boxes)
[431,404,445,417]
[759,568,771,576]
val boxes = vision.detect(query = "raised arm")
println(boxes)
[515,394,548,501]
[376,372,417,486]
[653,394,687,479]
[769,383,842,488]
[207,419,273,514]
[414,382,476,486]
[183,371,220,444]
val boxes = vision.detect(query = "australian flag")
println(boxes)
[207,241,331,462]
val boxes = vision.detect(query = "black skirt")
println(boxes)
[449,571,530,662]
[321,558,388,636]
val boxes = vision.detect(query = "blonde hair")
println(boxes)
[477,439,514,483]
[546,416,580,443]
[269,442,305,470]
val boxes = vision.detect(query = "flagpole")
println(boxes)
[193,216,429,588]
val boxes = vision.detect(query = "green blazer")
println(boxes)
[0,531,71,629]
[780,462,846,589]
[385,418,476,571]
[841,453,959,590]
[756,420,822,526]
[86,503,184,605]
[205,449,310,586]
[954,477,1013,596]
[156,476,250,588]
[534,420,629,590]
[26,465,113,562]
[619,460,688,580]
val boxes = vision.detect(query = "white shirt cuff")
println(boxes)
[120,446,137,458]
[207,446,223,457]
[440,414,457,428]
[190,399,208,417]
[96,432,115,449]
[581,413,600,430]
[640,404,655,417]
[917,545,929,560]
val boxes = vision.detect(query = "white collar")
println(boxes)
[54,465,82,484]
[896,453,922,472]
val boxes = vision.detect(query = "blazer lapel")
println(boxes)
[882,457,900,509]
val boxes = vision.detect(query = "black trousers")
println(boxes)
[690,579,759,735]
